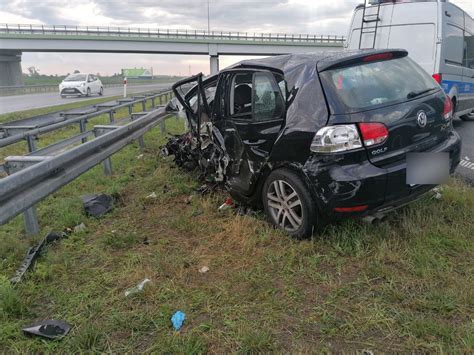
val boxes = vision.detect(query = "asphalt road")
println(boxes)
[0,83,172,115]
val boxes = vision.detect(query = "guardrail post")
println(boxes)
[26,135,37,152]
[142,100,146,112]
[12,148,42,236]
[128,104,133,115]
[24,207,40,236]
[109,110,115,123]
[79,119,88,143]
[93,126,120,175]
[130,116,146,150]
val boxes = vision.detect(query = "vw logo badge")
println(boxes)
[417,111,427,128]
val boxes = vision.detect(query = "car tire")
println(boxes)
[460,112,474,121]
[86,88,91,97]
[99,87,104,96]
[60,94,66,99]
[262,168,319,239]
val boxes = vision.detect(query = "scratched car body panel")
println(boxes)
[166,49,462,238]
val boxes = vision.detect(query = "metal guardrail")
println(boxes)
[0,90,173,150]
[0,107,168,231]
[0,23,346,44]
[0,82,171,96]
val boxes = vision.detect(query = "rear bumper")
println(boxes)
[303,130,461,219]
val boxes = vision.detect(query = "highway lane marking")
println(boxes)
[459,156,474,170]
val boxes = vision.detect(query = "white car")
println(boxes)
[59,73,104,98]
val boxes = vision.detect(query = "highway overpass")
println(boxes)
[0,24,345,85]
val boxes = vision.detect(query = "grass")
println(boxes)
[0,101,473,352]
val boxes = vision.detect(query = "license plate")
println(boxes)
[64,89,75,93]
[406,152,449,185]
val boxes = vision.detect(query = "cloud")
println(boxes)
[5,0,474,75]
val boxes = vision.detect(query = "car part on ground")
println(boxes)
[10,231,66,285]
[164,50,462,238]
[23,320,71,340]
[81,194,113,218]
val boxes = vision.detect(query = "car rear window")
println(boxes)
[320,56,438,112]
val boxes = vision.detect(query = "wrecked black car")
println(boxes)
[164,49,461,238]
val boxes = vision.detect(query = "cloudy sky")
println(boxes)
[1,0,473,76]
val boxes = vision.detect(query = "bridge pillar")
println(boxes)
[210,55,219,75]
[0,50,23,86]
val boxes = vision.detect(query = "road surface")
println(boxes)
[0,83,173,115]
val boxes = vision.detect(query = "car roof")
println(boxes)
[227,48,408,73]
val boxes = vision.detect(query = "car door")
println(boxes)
[212,69,286,196]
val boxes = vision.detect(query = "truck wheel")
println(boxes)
[262,168,318,239]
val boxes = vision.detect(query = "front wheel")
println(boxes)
[460,112,474,121]
[99,87,104,96]
[86,87,91,97]
[262,168,319,239]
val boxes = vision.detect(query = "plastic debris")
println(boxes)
[146,192,157,199]
[171,311,186,331]
[136,154,144,159]
[11,231,66,285]
[218,197,234,211]
[199,266,209,274]
[81,194,113,217]
[74,223,87,233]
[432,186,443,200]
[185,195,193,205]
[125,278,151,297]
[23,320,71,340]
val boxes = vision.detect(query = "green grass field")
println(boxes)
[0,101,473,352]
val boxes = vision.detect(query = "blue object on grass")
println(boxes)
[171,311,186,330]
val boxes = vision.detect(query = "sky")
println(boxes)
[1,0,473,76]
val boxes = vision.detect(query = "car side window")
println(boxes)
[229,73,253,119]
[253,72,285,121]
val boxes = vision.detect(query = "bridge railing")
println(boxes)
[0,23,345,44]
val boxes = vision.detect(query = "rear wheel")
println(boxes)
[86,87,91,97]
[262,168,318,239]
[99,87,104,96]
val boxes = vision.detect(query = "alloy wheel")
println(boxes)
[267,180,303,232]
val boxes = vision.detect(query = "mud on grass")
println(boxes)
[0,117,473,352]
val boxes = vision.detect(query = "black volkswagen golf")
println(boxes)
[168,49,462,238]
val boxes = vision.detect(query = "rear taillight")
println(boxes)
[432,73,442,84]
[363,53,393,62]
[358,123,389,147]
[443,95,453,120]
[310,125,362,153]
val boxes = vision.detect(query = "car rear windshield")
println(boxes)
[64,74,86,82]
[320,56,439,112]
